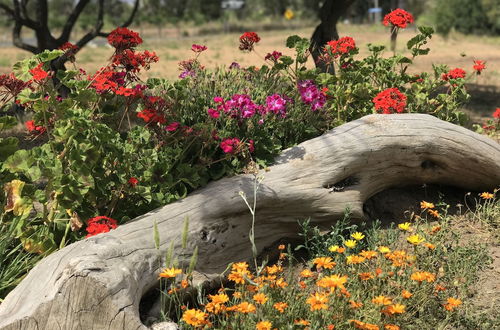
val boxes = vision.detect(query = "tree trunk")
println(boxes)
[310,0,356,73]
[1,114,499,330]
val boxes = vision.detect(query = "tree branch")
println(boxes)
[75,0,104,49]
[11,0,37,29]
[120,0,139,28]
[35,0,48,30]
[13,21,37,53]
[58,0,90,43]
[0,2,15,17]
[20,0,37,27]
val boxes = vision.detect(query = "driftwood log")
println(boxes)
[1,114,499,330]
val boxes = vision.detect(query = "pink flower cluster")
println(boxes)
[210,94,261,119]
[297,80,326,111]
[265,51,283,62]
[265,93,290,118]
[191,44,207,53]
[208,93,292,121]
[220,137,254,154]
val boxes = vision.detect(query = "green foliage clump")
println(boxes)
[432,0,500,36]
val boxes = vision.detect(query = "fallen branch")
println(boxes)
[1,114,499,329]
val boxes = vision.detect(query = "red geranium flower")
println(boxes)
[29,63,49,81]
[112,49,158,73]
[239,32,260,51]
[493,108,500,119]
[128,177,139,187]
[383,8,414,28]
[372,88,407,114]
[25,120,46,134]
[107,27,142,50]
[85,216,118,238]
[473,60,486,74]
[0,73,31,102]
[265,51,283,62]
[137,109,166,125]
[441,68,466,81]
[326,36,356,58]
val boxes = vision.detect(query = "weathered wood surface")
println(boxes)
[1,114,499,330]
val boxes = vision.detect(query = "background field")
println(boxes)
[1,23,499,123]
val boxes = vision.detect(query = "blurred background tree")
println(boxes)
[1,0,498,57]
[431,0,500,36]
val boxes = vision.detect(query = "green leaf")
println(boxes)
[407,34,426,50]
[3,150,34,173]
[16,89,42,104]
[286,35,303,48]
[36,49,64,62]
[279,56,294,66]
[0,137,19,161]
[411,48,430,56]
[396,56,413,64]
[0,116,18,131]
[12,58,39,81]
[418,26,434,36]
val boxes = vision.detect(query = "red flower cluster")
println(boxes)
[441,68,466,81]
[265,51,283,62]
[25,120,46,134]
[59,42,79,62]
[112,49,159,73]
[494,108,500,119]
[473,60,486,74]
[29,63,49,81]
[128,177,139,187]
[191,44,207,53]
[115,85,145,98]
[239,32,260,51]
[326,36,356,58]
[107,27,142,50]
[91,69,126,93]
[383,8,414,28]
[85,216,118,238]
[0,73,31,102]
[59,42,79,52]
[372,88,407,114]
[137,108,166,124]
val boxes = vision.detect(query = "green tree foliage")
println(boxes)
[432,0,500,35]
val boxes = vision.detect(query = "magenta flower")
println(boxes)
[265,94,289,117]
[191,44,207,53]
[297,80,326,111]
[265,51,283,62]
[207,108,220,119]
[220,137,241,154]
[165,122,180,132]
